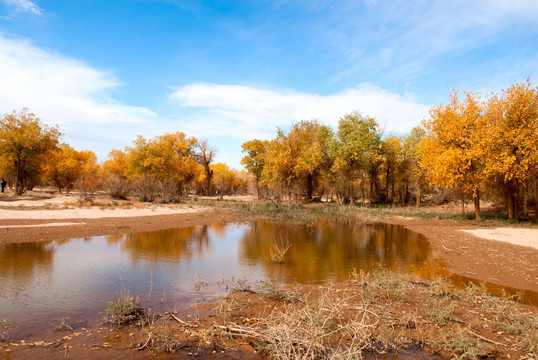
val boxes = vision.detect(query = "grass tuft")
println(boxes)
[104,290,143,326]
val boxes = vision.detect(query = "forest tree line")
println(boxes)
[0,81,536,220]
[0,109,248,201]
[241,81,537,220]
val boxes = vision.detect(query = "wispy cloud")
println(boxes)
[0,35,158,158]
[2,0,42,15]
[306,0,538,89]
[170,82,430,139]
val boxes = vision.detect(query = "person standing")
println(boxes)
[1,178,6,193]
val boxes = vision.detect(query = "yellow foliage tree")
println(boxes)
[232,169,249,194]
[211,163,236,195]
[0,108,61,195]
[261,120,322,203]
[123,132,198,201]
[419,91,486,219]
[241,139,269,199]
[42,144,98,193]
[102,148,131,199]
[482,80,538,219]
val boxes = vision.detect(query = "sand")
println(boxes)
[0,206,203,220]
[0,193,205,220]
[461,228,538,250]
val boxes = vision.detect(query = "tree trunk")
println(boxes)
[514,195,520,220]
[306,173,313,200]
[534,177,538,219]
[460,194,465,215]
[523,191,528,217]
[255,174,260,201]
[507,191,515,220]
[385,165,390,203]
[415,179,421,208]
[16,163,24,196]
[474,191,481,220]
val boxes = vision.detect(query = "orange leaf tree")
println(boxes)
[483,80,538,219]
[419,91,486,219]
[0,108,61,195]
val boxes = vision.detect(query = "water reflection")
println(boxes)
[107,225,213,263]
[0,220,536,340]
[0,242,54,296]
[0,242,54,277]
[238,220,437,283]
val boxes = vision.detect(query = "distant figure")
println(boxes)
[1,178,6,193]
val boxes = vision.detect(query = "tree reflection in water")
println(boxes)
[0,242,54,289]
[237,220,441,283]
[106,225,214,263]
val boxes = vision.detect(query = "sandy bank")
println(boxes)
[461,228,538,250]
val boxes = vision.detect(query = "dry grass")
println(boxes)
[1,319,16,340]
[269,235,292,264]
[205,275,537,359]
[104,290,143,326]
[218,288,376,359]
[97,274,537,359]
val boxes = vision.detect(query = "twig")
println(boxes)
[347,306,380,318]
[43,340,62,347]
[214,324,264,339]
[146,269,153,306]
[168,312,189,326]
[135,334,151,350]
[467,330,506,347]
[135,334,152,350]
[442,245,452,251]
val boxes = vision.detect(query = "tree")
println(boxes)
[125,132,198,201]
[194,140,217,195]
[102,148,131,199]
[483,80,538,219]
[403,127,426,207]
[0,108,61,195]
[380,137,403,203]
[42,144,98,193]
[261,120,322,203]
[241,139,269,200]
[419,91,486,219]
[332,112,382,204]
[211,163,235,195]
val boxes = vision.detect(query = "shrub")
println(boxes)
[104,290,143,325]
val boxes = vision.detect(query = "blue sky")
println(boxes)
[1,0,537,168]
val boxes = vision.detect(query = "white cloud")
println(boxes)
[0,35,158,159]
[2,0,42,15]
[170,82,430,139]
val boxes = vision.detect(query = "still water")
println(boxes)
[0,220,535,338]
